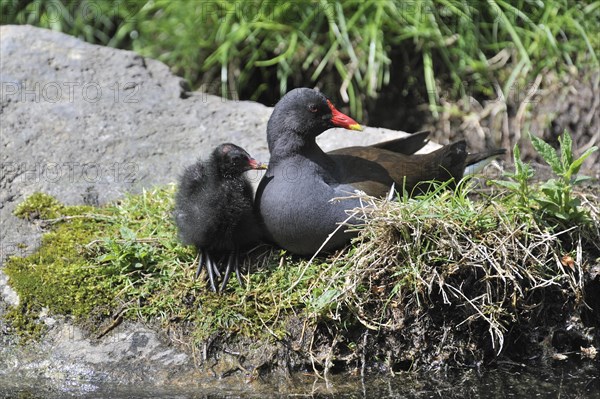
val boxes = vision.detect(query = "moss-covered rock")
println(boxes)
[13,192,65,221]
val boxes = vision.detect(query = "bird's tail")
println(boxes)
[464,148,507,175]
[371,130,431,155]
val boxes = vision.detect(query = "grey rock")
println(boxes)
[0,319,194,381]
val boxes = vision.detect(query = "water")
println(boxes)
[1,362,598,398]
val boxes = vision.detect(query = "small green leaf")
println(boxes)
[568,146,598,177]
[313,288,340,311]
[541,179,560,191]
[512,143,521,165]
[512,144,533,179]
[559,131,573,170]
[493,180,521,191]
[530,133,562,175]
[554,212,569,220]
[97,253,116,262]
[119,226,137,241]
[572,174,593,185]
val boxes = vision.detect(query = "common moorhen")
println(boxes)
[175,143,267,292]
[256,88,505,255]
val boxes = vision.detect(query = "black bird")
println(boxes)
[256,88,505,255]
[175,143,267,292]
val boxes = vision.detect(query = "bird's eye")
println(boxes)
[308,104,318,113]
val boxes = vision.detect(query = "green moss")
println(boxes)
[13,192,65,220]
[6,194,119,338]
[4,303,46,341]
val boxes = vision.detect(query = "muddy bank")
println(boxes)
[3,185,599,392]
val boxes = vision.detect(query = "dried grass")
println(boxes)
[301,181,598,368]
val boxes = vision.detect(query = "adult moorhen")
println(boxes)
[256,88,505,256]
[175,143,267,292]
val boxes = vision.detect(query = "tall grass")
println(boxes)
[2,0,598,119]
[0,0,145,47]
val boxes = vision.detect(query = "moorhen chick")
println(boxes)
[256,88,505,255]
[175,143,267,292]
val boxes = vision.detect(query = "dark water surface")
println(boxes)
[1,362,598,398]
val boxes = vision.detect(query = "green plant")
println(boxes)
[492,143,535,212]
[493,131,597,225]
[132,0,600,118]
[530,131,597,224]
[0,0,145,47]
[13,192,65,219]
[5,168,599,369]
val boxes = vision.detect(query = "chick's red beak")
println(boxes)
[248,158,268,170]
[327,99,362,131]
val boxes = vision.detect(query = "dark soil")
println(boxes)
[419,70,600,179]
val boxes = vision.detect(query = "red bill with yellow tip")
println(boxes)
[327,99,362,131]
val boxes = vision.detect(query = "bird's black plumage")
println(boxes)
[255,88,365,256]
[175,143,266,291]
[256,88,505,256]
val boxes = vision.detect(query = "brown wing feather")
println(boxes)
[328,141,468,197]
